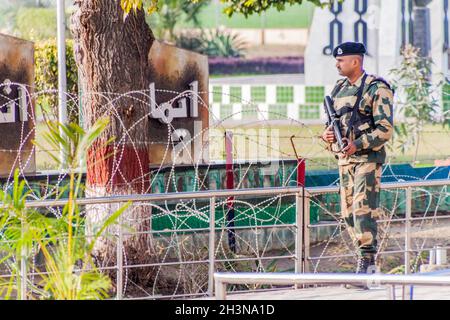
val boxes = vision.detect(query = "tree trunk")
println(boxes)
[71,0,155,291]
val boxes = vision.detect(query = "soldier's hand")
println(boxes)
[342,138,357,156]
[322,126,336,143]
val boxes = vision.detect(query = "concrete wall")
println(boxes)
[148,40,209,166]
[0,33,35,176]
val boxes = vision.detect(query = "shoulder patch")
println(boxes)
[330,78,347,97]
[368,78,393,94]
[370,77,391,88]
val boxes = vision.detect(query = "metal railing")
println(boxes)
[17,186,304,300]
[303,179,450,275]
[5,178,450,300]
[214,272,450,300]
[211,178,450,300]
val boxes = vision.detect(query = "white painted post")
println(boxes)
[295,193,303,275]
[304,190,311,273]
[208,197,216,297]
[215,277,227,300]
[57,0,68,168]
[20,221,27,300]
[403,187,412,300]
[405,187,412,275]
[116,212,123,300]
[436,246,447,265]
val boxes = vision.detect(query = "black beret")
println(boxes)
[333,42,366,58]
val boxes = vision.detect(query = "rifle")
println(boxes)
[324,96,347,150]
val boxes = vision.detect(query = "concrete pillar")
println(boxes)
[412,0,433,57]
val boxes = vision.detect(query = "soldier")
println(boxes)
[321,42,394,275]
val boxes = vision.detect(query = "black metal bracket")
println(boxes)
[354,0,369,55]
[323,2,343,56]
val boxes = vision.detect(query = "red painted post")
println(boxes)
[225,131,234,191]
[225,131,236,252]
[297,157,306,187]
[290,135,306,273]
[290,135,306,187]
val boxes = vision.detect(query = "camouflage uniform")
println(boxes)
[330,72,394,256]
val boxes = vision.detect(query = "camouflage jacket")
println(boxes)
[330,72,394,165]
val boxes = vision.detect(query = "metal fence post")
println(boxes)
[116,211,123,300]
[405,187,412,274]
[20,221,27,300]
[303,190,311,273]
[403,187,412,300]
[295,192,303,275]
[387,285,396,300]
[215,276,226,300]
[208,197,216,296]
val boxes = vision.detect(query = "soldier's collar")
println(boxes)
[346,71,367,87]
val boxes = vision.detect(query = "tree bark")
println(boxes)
[71,0,155,290]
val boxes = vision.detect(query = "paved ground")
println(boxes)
[209,74,304,85]
[199,285,450,300]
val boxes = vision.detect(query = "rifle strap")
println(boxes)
[345,73,368,139]
[331,80,345,99]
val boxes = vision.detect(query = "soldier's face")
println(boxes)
[335,56,360,76]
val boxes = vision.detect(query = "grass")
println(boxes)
[35,122,450,172]
[210,73,271,78]
[177,2,315,29]
[208,124,450,171]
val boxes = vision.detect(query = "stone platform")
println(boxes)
[198,285,450,300]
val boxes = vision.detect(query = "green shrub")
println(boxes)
[174,29,246,58]
[174,31,204,53]
[389,44,443,162]
[15,7,57,40]
[34,39,79,122]
[145,0,211,41]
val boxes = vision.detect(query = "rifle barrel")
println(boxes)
[324,96,347,150]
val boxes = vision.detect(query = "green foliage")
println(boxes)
[174,31,204,52]
[15,7,57,40]
[386,251,428,274]
[34,39,79,121]
[444,83,450,128]
[121,0,328,18]
[174,29,246,57]
[0,5,18,35]
[0,2,71,40]
[0,117,129,300]
[389,44,443,162]
[219,0,334,17]
[0,170,49,299]
[201,29,246,57]
[145,0,211,40]
[179,2,315,29]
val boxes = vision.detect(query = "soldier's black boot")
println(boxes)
[345,253,376,290]
[356,253,375,274]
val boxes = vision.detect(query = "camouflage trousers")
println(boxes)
[339,162,382,256]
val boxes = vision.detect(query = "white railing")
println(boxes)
[5,178,450,299]
[214,271,450,300]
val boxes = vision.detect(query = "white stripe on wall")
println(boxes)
[287,103,299,121]
[258,103,269,120]
[294,85,305,104]
[266,85,277,104]
[222,85,230,104]
[211,103,220,120]
[242,85,251,104]
[233,103,242,120]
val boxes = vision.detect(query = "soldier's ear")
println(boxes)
[356,56,364,67]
